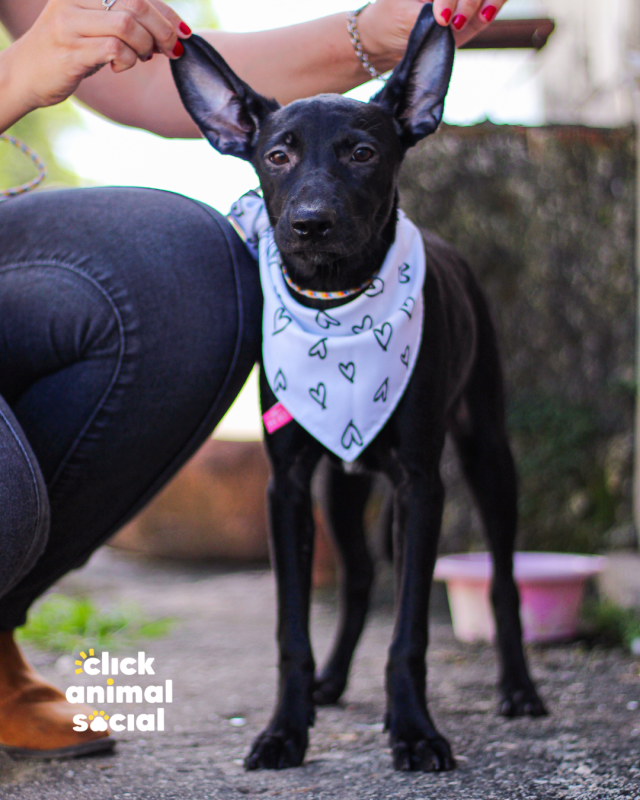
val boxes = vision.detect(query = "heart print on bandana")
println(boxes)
[309,382,327,409]
[339,362,356,383]
[309,338,328,359]
[273,307,292,335]
[352,315,373,334]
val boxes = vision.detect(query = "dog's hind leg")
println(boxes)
[450,299,546,718]
[313,463,375,706]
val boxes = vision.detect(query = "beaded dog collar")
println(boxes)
[280,261,375,301]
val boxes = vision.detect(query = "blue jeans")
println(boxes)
[0,187,261,629]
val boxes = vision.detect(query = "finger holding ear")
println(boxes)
[431,0,456,26]
[452,0,508,44]
[441,0,487,33]
[432,0,509,45]
[476,0,503,24]
[104,37,140,73]
[451,0,507,47]
[75,10,155,61]
[147,0,193,39]
[77,34,139,74]
[88,0,186,58]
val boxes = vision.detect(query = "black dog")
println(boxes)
[172,5,546,773]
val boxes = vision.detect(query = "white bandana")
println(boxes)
[228,191,425,462]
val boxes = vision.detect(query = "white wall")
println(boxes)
[539,0,640,125]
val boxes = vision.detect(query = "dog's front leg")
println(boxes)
[385,465,455,773]
[245,429,324,770]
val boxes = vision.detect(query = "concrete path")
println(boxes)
[1,547,639,800]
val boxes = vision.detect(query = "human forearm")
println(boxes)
[205,13,398,104]
[206,0,512,100]
[0,45,36,133]
[74,14,386,138]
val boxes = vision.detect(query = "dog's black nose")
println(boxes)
[290,206,337,240]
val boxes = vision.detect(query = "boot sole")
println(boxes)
[0,737,115,760]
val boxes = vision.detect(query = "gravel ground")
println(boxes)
[1,547,639,800]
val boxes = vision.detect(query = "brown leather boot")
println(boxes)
[0,631,114,759]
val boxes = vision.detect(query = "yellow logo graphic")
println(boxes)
[87,709,110,732]
[75,649,94,674]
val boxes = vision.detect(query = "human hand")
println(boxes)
[360,0,509,65]
[9,0,192,112]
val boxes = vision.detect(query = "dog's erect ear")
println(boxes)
[371,4,454,148]
[171,35,279,161]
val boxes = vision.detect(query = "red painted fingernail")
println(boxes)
[179,22,192,36]
[441,8,452,23]
[481,5,497,22]
[452,14,467,30]
[172,40,184,57]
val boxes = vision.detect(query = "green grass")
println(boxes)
[16,594,174,653]
[581,599,640,651]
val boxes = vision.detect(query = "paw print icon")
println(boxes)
[88,710,110,731]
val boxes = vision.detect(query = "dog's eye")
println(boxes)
[268,151,289,166]
[352,147,374,163]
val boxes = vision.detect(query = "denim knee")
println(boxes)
[0,400,50,600]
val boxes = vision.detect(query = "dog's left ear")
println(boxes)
[371,4,455,148]
[171,35,279,161]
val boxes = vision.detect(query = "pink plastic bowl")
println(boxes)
[434,552,606,643]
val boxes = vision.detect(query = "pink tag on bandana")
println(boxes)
[262,402,294,434]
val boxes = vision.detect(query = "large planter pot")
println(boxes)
[111,439,272,561]
[434,552,606,643]
[110,438,337,587]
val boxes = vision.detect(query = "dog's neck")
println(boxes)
[277,194,400,311]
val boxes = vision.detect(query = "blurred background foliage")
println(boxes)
[401,123,637,556]
[0,0,217,195]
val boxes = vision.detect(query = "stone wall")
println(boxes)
[398,123,637,554]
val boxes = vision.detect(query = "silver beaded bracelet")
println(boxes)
[347,4,384,81]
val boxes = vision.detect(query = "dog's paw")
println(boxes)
[391,734,456,772]
[313,671,347,706]
[499,685,548,718]
[244,725,308,770]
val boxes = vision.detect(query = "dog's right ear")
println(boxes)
[171,35,279,161]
